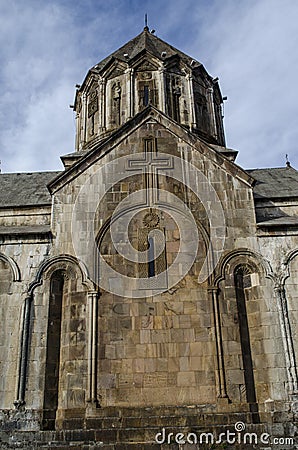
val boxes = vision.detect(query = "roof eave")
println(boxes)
[49,105,254,194]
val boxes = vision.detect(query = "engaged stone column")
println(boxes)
[186,74,197,131]
[14,295,33,408]
[209,287,229,400]
[274,284,298,393]
[99,78,106,133]
[81,92,87,145]
[75,111,80,151]
[207,87,217,139]
[125,68,134,119]
[87,291,99,407]
[158,65,167,113]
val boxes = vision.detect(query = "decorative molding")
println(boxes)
[14,295,32,408]
[234,263,253,277]
[143,212,160,228]
[103,61,126,80]
[131,54,160,72]
[136,60,159,72]
[0,252,21,282]
[28,254,94,295]
[275,248,298,393]
[88,88,98,118]
[274,285,298,393]
[209,286,229,400]
[213,248,274,287]
[86,291,99,407]
[280,248,298,285]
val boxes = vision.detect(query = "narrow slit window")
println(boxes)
[144,85,149,106]
[173,92,180,122]
[148,236,155,277]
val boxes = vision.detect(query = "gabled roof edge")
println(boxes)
[48,105,254,194]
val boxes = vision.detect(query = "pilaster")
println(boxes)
[86,290,99,411]
[207,87,217,139]
[14,295,33,408]
[186,73,197,131]
[274,284,298,393]
[158,65,167,113]
[208,286,229,401]
[99,78,106,133]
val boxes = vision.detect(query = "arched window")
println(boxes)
[137,79,157,110]
[111,83,121,127]
[0,257,13,294]
[148,236,155,277]
[234,265,259,423]
[172,86,181,123]
[42,271,64,430]
[143,85,149,106]
[138,212,167,281]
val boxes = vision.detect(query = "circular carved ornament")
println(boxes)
[143,212,159,228]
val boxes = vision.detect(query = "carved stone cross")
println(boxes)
[126,138,174,206]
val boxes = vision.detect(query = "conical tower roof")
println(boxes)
[73,27,226,153]
[92,27,202,74]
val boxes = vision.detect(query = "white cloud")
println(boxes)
[188,0,298,168]
[0,0,297,172]
[0,1,76,171]
[2,79,74,171]
[0,0,141,172]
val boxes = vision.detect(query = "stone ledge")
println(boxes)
[0,225,51,236]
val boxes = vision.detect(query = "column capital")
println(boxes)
[125,67,134,74]
[87,290,99,300]
[13,399,25,409]
[208,286,219,293]
[274,284,283,293]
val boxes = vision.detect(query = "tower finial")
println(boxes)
[144,13,149,31]
[286,154,291,167]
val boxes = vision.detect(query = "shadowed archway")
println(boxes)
[42,271,64,430]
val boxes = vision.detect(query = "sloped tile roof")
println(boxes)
[0,171,61,207]
[257,216,298,227]
[1,165,298,208]
[93,27,202,73]
[247,167,298,199]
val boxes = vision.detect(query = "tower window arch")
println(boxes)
[172,86,181,123]
[143,85,149,106]
[111,82,121,127]
[137,78,157,110]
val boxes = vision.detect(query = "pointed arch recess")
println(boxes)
[213,248,274,287]
[0,252,21,282]
[28,254,94,295]
[95,205,211,289]
[281,248,298,284]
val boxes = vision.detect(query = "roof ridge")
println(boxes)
[246,167,296,171]
[93,28,203,73]
[0,170,61,176]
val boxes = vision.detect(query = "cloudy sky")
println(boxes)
[0,0,297,173]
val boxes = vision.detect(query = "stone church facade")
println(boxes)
[1,27,298,449]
